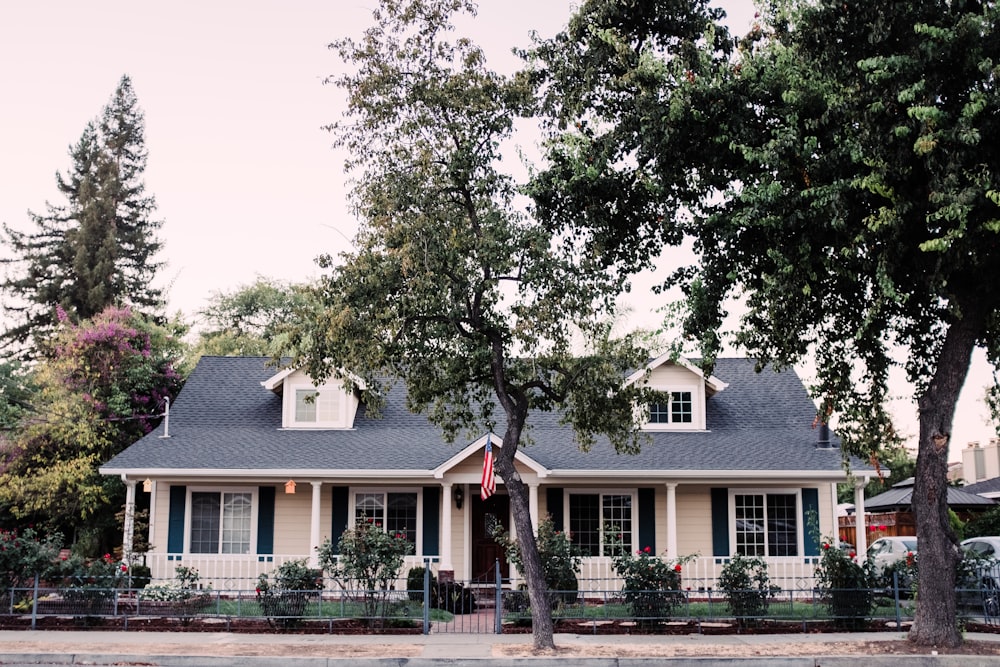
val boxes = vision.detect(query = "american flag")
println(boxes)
[480,440,495,500]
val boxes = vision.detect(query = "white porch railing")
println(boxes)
[140,553,438,592]
[141,553,820,594]
[577,555,822,596]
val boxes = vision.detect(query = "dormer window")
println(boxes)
[628,354,726,432]
[263,368,361,429]
[649,391,693,424]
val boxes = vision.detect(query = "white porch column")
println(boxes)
[829,483,840,542]
[309,481,323,567]
[441,483,454,573]
[665,483,678,558]
[528,483,539,533]
[122,477,137,563]
[854,479,867,560]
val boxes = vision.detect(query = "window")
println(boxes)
[354,492,418,544]
[190,491,252,554]
[734,492,798,557]
[648,391,693,425]
[294,389,342,424]
[568,492,633,557]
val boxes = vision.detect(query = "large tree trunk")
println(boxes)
[909,303,984,647]
[495,425,556,650]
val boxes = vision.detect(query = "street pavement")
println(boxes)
[0,629,999,666]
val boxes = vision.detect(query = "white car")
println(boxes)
[867,536,918,571]
[961,536,1000,560]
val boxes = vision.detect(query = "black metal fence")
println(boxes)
[2,566,997,634]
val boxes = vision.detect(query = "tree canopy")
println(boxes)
[1,75,165,355]
[529,0,1000,647]
[190,277,312,362]
[289,0,657,649]
[0,307,184,551]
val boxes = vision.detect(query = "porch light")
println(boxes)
[453,484,464,510]
[285,479,297,494]
[142,478,152,493]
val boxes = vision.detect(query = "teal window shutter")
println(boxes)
[546,487,564,531]
[638,488,655,552]
[422,487,440,557]
[802,488,820,556]
[710,488,730,556]
[167,485,186,554]
[257,486,275,555]
[331,486,349,554]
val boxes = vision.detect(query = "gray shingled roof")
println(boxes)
[961,477,1000,496]
[102,356,857,475]
[865,478,996,512]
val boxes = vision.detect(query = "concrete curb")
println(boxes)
[2,656,1000,667]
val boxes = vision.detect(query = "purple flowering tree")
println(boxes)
[0,306,184,550]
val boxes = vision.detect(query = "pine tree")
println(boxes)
[1,75,164,355]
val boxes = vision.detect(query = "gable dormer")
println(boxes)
[627,354,727,432]
[262,368,363,429]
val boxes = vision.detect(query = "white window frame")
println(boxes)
[728,488,802,558]
[350,487,423,555]
[641,384,705,431]
[563,489,637,558]
[184,486,258,555]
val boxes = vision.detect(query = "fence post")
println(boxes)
[494,559,502,634]
[30,574,39,630]
[893,569,901,628]
[422,557,431,635]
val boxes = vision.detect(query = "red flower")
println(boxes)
[822,543,830,550]
[674,564,682,573]
[849,551,856,558]
[643,546,651,554]
[120,564,128,572]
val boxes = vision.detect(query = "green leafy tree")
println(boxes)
[1,74,165,355]
[0,306,184,549]
[529,0,1000,647]
[190,277,312,362]
[291,0,655,649]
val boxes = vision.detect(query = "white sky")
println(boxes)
[0,1,995,463]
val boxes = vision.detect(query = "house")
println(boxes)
[839,477,996,546]
[100,355,870,591]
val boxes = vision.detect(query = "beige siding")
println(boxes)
[273,488,315,554]
[149,482,171,553]
[675,485,714,557]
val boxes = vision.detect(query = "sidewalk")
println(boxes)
[0,629,998,666]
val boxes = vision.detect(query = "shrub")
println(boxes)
[406,566,435,602]
[59,553,130,617]
[606,532,688,626]
[256,559,323,627]
[0,528,64,607]
[718,553,776,628]
[318,518,413,624]
[491,515,581,608]
[814,540,876,629]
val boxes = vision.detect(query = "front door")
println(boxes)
[470,493,510,583]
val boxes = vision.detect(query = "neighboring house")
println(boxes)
[962,439,1000,484]
[100,355,869,591]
